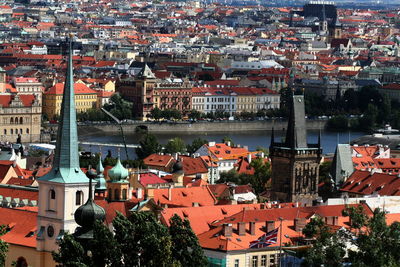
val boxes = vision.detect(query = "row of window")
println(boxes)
[108,188,128,200]
[6,117,24,124]
[233,254,279,267]
[3,128,29,135]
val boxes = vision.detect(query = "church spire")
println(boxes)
[38,36,88,184]
[285,91,308,149]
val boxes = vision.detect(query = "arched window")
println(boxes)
[114,189,120,200]
[122,189,127,200]
[10,117,13,124]
[20,129,22,134]
[48,189,56,211]
[15,129,18,135]
[16,257,28,267]
[4,129,6,135]
[10,129,13,135]
[15,117,18,124]
[75,191,83,205]
[19,117,23,124]
[108,188,112,200]
[26,128,29,134]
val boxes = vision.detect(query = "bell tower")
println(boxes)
[36,37,90,253]
[269,91,322,205]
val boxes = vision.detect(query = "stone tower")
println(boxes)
[269,91,321,205]
[36,38,90,253]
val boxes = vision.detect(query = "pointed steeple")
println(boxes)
[285,91,308,149]
[38,37,88,184]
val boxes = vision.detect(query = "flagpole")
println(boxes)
[279,217,283,267]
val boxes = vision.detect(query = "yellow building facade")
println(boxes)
[43,82,97,119]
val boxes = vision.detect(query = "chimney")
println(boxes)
[168,185,173,201]
[249,222,256,235]
[266,220,275,233]
[294,218,306,232]
[137,187,143,199]
[247,153,252,164]
[238,222,246,236]
[223,223,232,237]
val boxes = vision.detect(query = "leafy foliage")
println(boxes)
[302,207,400,267]
[169,215,208,267]
[218,158,270,194]
[0,225,8,267]
[103,93,134,120]
[135,134,162,160]
[164,137,186,154]
[186,138,208,154]
[53,213,207,267]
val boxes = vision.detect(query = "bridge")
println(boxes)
[78,141,140,148]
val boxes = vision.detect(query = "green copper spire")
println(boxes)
[38,37,88,184]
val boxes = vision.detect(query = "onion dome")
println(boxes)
[108,158,129,182]
[172,159,184,173]
[95,158,106,191]
[74,174,105,240]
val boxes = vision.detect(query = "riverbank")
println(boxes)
[74,120,328,136]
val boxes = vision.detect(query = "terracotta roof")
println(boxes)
[0,207,37,247]
[0,186,38,201]
[143,154,175,168]
[160,203,261,234]
[197,204,372,251]
[139,172,168,187]
[179,155,208,175]
[0,94,36,107]
[206,143,250,160]
[45,82,97,95]
[153,186,216,207]
[341,170,400,196]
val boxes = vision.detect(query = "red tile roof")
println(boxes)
[45,82,97,95]
[0,208,37,247]
[160,203,261,234]
[152,186,216,208]
[341,170,400,196]
[179,155,208,175]
[143,154,175,168]
[138,172,168,187]
[0,94,36,107]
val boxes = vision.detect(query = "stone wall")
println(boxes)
[75,120,328,135]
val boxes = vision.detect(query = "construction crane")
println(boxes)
[101,108,129,161]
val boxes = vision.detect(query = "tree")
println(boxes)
[222,136,234,146]
[217,158,271,194]
[151,107,162,121]
[103,93,134,120]
[188,110,201,120]
[135,134,162,160]
[302,206,400,267]
[169,215,208,267]
[302,216,346,267]
[164,137,186,154]
[186,138,208,154]
[52,233,87,266]
[248,158,271,194]
[0,225,8,267]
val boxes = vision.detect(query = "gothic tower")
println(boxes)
[36,38,90,253]
[269,91,321,205]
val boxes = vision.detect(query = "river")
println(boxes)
[78,130,365,160]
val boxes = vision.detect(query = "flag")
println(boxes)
[249,228,278,248]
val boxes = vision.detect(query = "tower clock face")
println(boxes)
[47,225,55,237]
